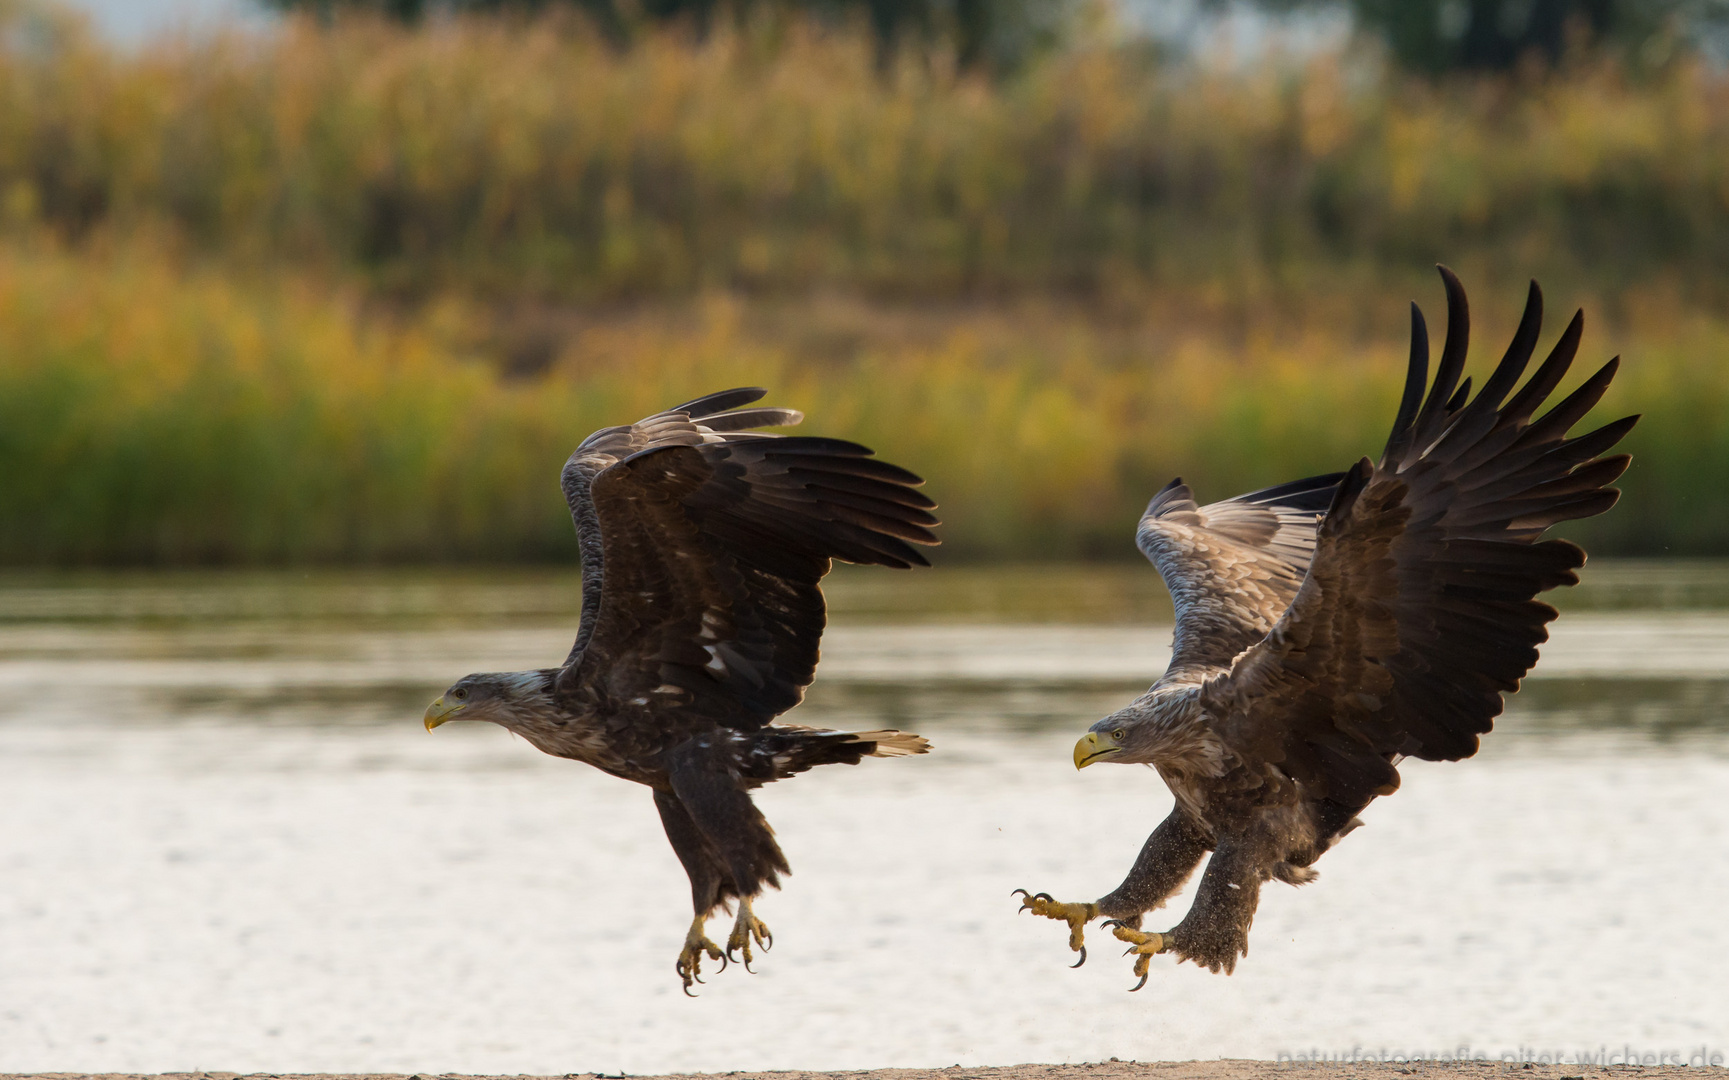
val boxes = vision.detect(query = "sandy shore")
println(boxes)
[3,1063,1718,1080]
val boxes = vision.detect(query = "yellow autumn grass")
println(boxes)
[0,234,1699,563]
[0,7,1722,562]
[3,7,1729,301]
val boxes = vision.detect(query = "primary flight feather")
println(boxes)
[424,388,938,993]
[1018,267,1636,987]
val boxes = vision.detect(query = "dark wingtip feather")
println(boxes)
[771,438,928,486]
[1595,453,1633,486]
[1383,302,1430,464]
[1476,280,1543,409]
[1523,357,1622,445]
[1236,471,1349,510]
[1499,308,1583,426]
[700,407,804,431]
[1446,376,1473,414]
[1409,268,1471,449]
[1438,266,1470,374]
[669,387,769,416]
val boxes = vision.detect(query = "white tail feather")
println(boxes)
[844,729,931,757]
[772,723,931,757]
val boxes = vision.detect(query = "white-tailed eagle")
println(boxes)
[425,389,939,993]
[1018,268,1637,987]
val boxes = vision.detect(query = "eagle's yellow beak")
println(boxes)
[1074,731,1121,769]
[424,696,464,731]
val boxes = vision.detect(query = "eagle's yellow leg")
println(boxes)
[1013,890,1099,966]
[675,914,726,995]
[1106,920,1170,992]
[725,896,773,971]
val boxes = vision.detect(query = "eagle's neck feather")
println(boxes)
[483,670,562,728]
[482,669,612,762]
[1124,683,1232,777]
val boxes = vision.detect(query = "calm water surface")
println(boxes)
[1,562,1726,1072]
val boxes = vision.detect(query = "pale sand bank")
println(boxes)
[3,1063,1720,1080]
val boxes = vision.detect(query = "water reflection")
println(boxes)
[2,557,1719,624]
[1,562,1727,744]
[1514,677,1729,742]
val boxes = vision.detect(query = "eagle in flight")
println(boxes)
[424,389,938,993]
[1018,267,1636,988]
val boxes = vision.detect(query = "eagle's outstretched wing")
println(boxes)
[1203,267,1637,812]
[554,388,939,728]
[1137,473,1344,676]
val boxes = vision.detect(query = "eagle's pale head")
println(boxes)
[424,670,555,731]
[1074,699,1196,768]
[1074,693,1223,776]
[1074,712,1136,768]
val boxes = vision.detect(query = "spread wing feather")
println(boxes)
[555,389,938,729]
[1136,472,1344,675]
[1203,267,1636,812]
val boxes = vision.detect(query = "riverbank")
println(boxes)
[5,1062,1723,1080]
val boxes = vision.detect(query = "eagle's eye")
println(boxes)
[453,687,469,700]
[1112,729,1125,741]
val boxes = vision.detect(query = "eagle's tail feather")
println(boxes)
[752,725,930,780]
[843,729,931,757]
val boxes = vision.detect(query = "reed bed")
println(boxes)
[0,8,1724,563]
[0,236,1707,564]
[3,8,1729,302]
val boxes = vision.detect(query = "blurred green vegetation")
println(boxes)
[12,8,1729,301]
[0,5,1722,564]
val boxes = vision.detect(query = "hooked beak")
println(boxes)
[424,696,465,731]
[1074,731,1122,770]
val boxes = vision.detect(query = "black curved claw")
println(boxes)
[676,959,700,997]
[1012,888,1056,914]
[1070,945,1087,968]
[760,926,774,952]
[1101,918,1125,930]
[1129,972,1149,992]
[714,952,729,974]
[741,953,756,974]
[726,939,753,973]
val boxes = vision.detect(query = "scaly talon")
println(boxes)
[726,898,773,973]
[675,914,727,995]
[1014,889,1099,967]
[1106,920,1169,991]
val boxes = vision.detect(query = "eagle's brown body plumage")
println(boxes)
[425,389,937,991]
[1025,268,1638,985]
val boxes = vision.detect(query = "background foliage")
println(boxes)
[257,0,1069,71]
[0,3,1724,563]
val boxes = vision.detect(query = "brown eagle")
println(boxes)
[423,388,938,993]
[1018,268,1637,988]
